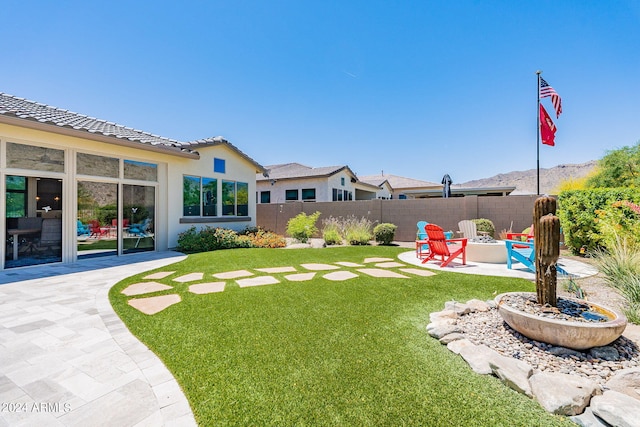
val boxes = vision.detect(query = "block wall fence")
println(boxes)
[256,195,545,242]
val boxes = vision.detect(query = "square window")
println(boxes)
[261,191,271,203]
[301,188,316,201]
[285,189,298,201]
[214,158,226,173]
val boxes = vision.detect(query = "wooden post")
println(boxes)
[533,196,560,306]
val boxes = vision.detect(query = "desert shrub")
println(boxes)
[321,216,343,245]
[594,201,640,250]
[176,226,251,253]
[286,211,321,243]
[242,227,286,248]
[343,216,373,245]
[472,218,495,238]
[558,188,640,253]
[373,223,397,245]
[594,238,640,324]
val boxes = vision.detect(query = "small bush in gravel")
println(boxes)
[177,226,251,253]
[343,216,373,245]
[286,211,321,243]
[240,227,286,248]
[472,218,496,238]
[321,216,343,245]
[373,223,397,245]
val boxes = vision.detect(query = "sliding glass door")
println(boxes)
[123,184,155,253]
[77,181,118,258]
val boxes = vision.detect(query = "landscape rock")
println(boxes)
[529,372,600,416]
[447,338,474,355]
[444,301,471,315]
[459,344,498,375]
[548,346,584,359]
[465,299,491,312]
[589,346,620,362]
[426,323,462,339]
[489,354,533,397]
[439,333,465,345]
[605,367,640,400]
[570,408,611,427]
[429,310,458,322]
[590,390,640,427]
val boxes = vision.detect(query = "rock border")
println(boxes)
[428,300,640,426]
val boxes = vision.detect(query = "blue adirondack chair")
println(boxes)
[77,220,90,236]
[416,221,429,258]
[505,240,570,276]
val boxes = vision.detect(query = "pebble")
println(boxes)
[456,307,640,386]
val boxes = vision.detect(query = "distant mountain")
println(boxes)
[458,161,598,195]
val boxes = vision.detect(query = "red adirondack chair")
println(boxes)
[507,224,534,249]
[421,224,468,267]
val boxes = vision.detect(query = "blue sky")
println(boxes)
[3,1,639,183]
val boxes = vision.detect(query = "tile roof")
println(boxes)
[0,92,264,171]
[358,174,441,189]
[258,163,355,180]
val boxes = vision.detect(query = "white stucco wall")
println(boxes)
[256,170,359,203]
[1,122,259,264]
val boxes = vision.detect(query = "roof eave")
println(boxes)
[0,115,200,159]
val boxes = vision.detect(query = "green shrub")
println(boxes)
[176,226,251,253]
[343,216,373,245]
[594,238,640,324]
[373,223,397,245]
[321,216,343,245]
[558,188,640,253]
[286,211,321,243]
[472,218,495,238]
[595,201,640,250]
[242,227,287,248]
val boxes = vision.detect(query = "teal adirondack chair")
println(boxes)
[505,240,570,276]
[416,221,429,258]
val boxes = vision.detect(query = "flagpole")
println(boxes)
[536,70,542,195]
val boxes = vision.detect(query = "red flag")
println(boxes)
[539,104,556,146]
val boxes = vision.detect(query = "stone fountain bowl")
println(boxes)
[495,292,628,351]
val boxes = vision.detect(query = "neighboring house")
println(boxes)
[1,92,264,270]
[256,163,384,203]
[359,173,515,198]
[358,173,442,199]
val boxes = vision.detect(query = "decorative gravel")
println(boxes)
[457,307,640,386]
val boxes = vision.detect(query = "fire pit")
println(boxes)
[465,237,507,263]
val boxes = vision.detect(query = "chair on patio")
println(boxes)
[128,218,153,248]
[36,218,62,254]
[77,220,90,236]
[506,239,570,275]
[457,220,488,239]
[416,221,429,259]
[507,225,534,247]
[422,224,467,267]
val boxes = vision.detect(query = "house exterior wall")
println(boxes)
[1,122,258,268]
[257,169,360,203]
[257,195,542,242]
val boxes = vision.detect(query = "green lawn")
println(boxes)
[110,246,573,426]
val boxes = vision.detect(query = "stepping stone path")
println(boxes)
[189,282,226,294]
[123,256,441,315]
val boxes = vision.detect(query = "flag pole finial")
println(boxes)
[536,70,542,75]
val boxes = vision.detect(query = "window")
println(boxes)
[301,188,316,201]
[221,180,248,216]
[7,142,64,173]
[5,176,27,218]
[202,178,217,216]
[344,190,352,201]
[214,158,226,173]
[77,153,119,178]
[285,189,298,201]
[183,176,201,216]
[261,191,271,203]
[124,160,157,181]
[341,177,345,186]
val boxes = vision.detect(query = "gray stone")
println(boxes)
[589,346,620,362]
[459,344,498,375]
[426,324,462,339]
[439,333,466,345]
[429,310,457,322]
[530,372,600,416]
[605,367,640,400]
[591,390,640,427]
[447,338,474,355]
[489,354,533,397]
[466,299,490,312]
[548,346,584,358]
[570,407,611,427]
[444,301,471,315]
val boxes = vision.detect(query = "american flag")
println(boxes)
[540,77,562,118]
